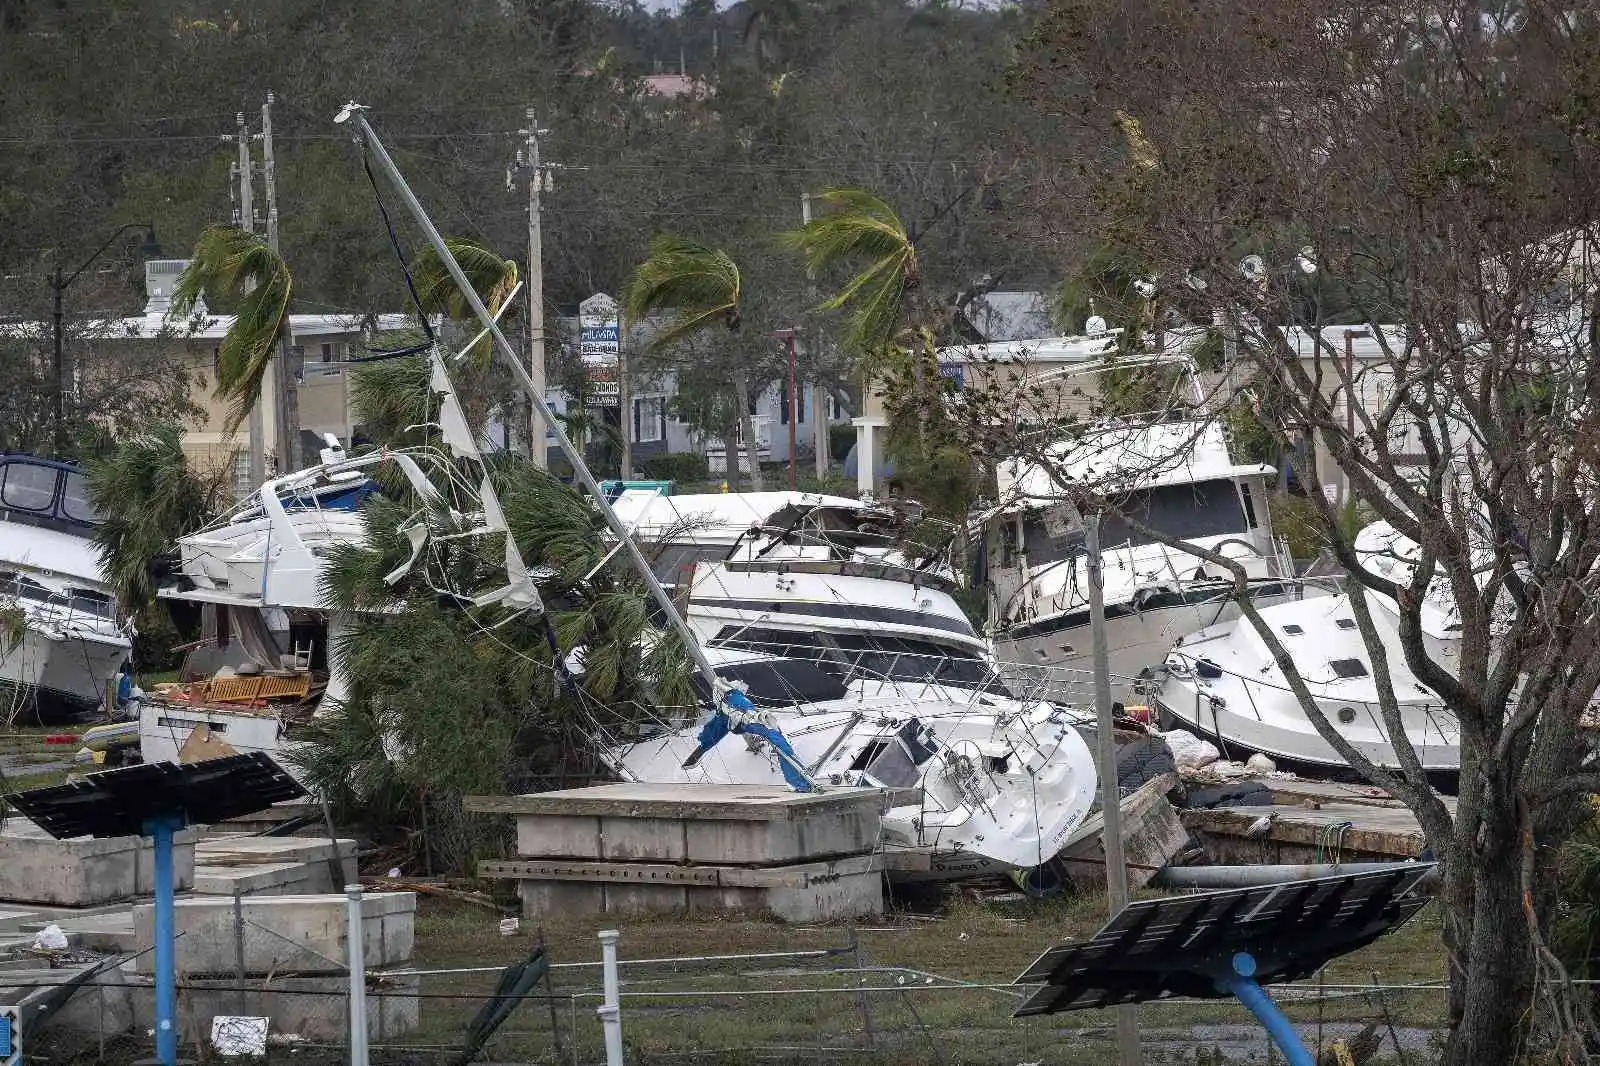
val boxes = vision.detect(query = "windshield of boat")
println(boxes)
[688,657,850,707]
[0,572,115,619]
[1024,478,1249,563]
[708,626,1007,693]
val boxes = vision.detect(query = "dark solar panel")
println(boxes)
[1013,865,1435,1017]
[6,753,306,840]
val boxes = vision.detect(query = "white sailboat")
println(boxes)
[0,455,131,723]
[598,492,1103,880]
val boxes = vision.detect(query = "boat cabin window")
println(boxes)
[59,472,100,524]
[709,626,1001,692]
[66,588,114,619]
[0,462,58,513]
[0,573,54,602]
[710,627,830,661]
[1097,479,1250,547]
[1335,618,1357,630]
[1282,624,1304,635]
[691,658,849,708]
[1328,658,1369,679]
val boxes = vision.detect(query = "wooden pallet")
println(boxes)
[191,673,311,704]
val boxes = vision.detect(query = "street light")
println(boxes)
[48,224,162,455]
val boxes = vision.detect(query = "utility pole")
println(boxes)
[515,109,549,468]
[1087,512,1142,1066]
[235,112,266,491]
[261,90,296,473]
[618,313,632,480]
[803,191,828,479]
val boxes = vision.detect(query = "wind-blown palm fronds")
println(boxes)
[84,424,229,613]
[412,238,519,364]
[783,187,918,357]
[170,226,292,432]
[623,235,743,349]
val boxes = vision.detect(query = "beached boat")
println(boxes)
[977,418,1295,698]
[1151,591,1462,772]
[0,454,131,723]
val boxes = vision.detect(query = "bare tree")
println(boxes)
[987,2,1600,1062]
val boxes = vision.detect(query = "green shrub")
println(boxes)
[637,452,710,482]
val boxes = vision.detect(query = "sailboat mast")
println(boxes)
[342,107,722,694]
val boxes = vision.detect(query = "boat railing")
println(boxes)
[707,634,1105,712]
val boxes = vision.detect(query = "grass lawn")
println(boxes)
[376,887,1450,1065]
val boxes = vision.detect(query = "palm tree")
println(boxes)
[783,187,921,362]
[624,235,764,489]
[410,237,520,365]
[295,351,690,873]
[83,423,230,619]
[171,226,298,469]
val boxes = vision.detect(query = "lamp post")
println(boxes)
[48,224,161,456]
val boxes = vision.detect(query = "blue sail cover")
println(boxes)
[695,689,813,792]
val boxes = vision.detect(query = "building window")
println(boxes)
[779,381,807,425]
[321,342,335,363]
[633,396,665,444]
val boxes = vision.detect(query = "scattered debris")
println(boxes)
[31,924,67,951]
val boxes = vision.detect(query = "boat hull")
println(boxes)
[1154,678,1462,772]
[0,626,127,723]
[994,591,1295,699]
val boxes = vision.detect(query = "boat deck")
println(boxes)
[1182,777,1455,863]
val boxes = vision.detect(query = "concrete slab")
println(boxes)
[192,836,358,896]
[0,962,134,1053]
[466,782,886,821]
[128,972,419,1042]
[0,821,195,906]
[131,892,415,975]
[19,909,137,953]
[472,783,884,865]
[1184,802,1429,863]
[491,854,883,923]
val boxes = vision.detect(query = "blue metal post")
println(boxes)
[1216,952,1315,1066]
[144,814,186,1066]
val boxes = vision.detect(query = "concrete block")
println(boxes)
[132,892,415,975]
[598,816,686,862]
[0,963,134,1053]
[504,854,883,923]
[516,814,601,858]
[0,821,195,906]
[192,836,358,897]
[518,880,603,919]
[683,807,879,865]
[129,972,419,1043]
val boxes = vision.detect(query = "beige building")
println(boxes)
[3,260,407,494]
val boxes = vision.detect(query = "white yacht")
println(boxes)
[1151,591,1462,772]
[151,440,446,773]
[978,418,1293,695]
[0,454,131,723]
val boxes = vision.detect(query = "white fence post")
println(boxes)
[597,929,624,1066]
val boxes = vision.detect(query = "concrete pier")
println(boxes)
[468,783,886,922]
